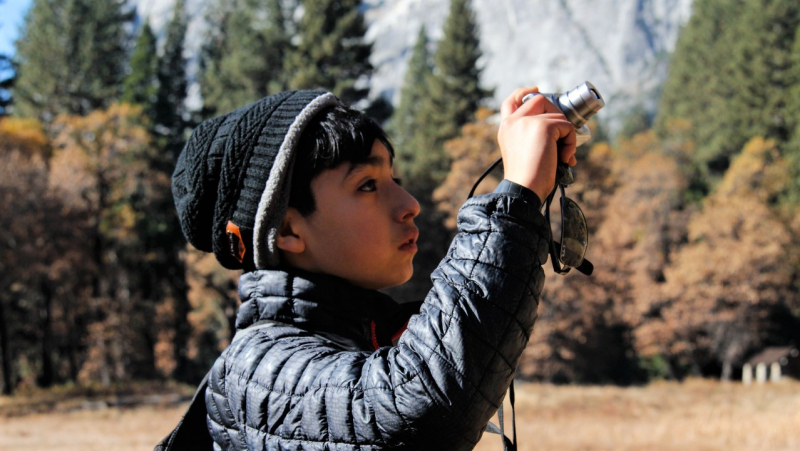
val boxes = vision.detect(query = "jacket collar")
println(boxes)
[235,268,420,350]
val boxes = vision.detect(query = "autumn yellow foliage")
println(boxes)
[0,117,49,157]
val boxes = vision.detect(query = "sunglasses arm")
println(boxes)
[552,241,594,276]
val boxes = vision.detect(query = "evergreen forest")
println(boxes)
[1,0,799,395]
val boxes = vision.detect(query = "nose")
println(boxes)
[396,185,420,222]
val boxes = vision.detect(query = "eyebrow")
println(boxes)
[343,154,392,183]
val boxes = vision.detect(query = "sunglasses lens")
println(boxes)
[560,198,587,267]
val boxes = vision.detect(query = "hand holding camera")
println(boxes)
[498,87,578,203]
[497,82,604,203]
[493,82,604,276]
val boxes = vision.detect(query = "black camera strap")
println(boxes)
[467,157,503,199]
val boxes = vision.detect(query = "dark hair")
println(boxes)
[289,105,395,216]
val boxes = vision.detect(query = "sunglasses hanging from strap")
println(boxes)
[468,158,593,276]
[542,168,593,276]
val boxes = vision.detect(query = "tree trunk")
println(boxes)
[171,258,192,381]
[0,298,13,395]
[38,278,54,387]
[63,293,80,382]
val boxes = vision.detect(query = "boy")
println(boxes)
[170,88,576,450]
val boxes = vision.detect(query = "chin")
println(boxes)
[351,261,415,290]
[387,267,414,289]
[368,272,414,291]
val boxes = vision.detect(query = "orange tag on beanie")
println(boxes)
[226,221,246,263]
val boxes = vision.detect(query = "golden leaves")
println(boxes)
[49,103,152,220]
[0,117,49,157]
[715,137,789,203]
[433,109,501,229]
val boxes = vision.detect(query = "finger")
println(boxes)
[561,149,578,166]
[556,124,578,166]
[500,86,539,119]
[513,92,563,119]
[512,86,540,107]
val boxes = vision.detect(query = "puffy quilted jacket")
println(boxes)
[205,190,549,450]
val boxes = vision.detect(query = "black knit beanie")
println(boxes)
[172,90,342,270]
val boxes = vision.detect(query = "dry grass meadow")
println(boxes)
[1,378,798,450]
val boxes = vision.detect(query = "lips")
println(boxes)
[399,228,419,252]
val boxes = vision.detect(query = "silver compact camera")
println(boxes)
[522,81,604,146]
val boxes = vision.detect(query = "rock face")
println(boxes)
[364,0,694,131]
[135,0,694,131]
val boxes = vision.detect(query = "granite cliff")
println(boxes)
[136,0,694,131]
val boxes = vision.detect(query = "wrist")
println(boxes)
[494,179,543,206]
[502,175,550,204]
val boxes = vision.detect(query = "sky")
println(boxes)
[0,0,32,56]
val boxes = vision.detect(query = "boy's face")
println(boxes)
[279,141,420,290]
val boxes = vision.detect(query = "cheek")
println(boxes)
[341,210,388,252]
[314,204,387,258]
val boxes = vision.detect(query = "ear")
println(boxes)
[276,208,306,255]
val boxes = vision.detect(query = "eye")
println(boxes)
[359,179,377,192]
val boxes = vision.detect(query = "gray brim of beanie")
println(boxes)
[253,92,341,269]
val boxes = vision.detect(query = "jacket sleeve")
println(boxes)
[360,191,549,449]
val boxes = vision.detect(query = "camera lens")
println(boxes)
[557,82,605,128]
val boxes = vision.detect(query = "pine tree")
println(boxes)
[617,106,653,141]
[200,0,289,115]
[121,21,158,117]
[154,0,188,152]
[656,0,739,144]
[714,0,800,187]
[150,0,193,381]
[656,0,743,183]
[13,0,132,122]
[415,0,491,188]
[384,0,491,305]
[284,0,373,105]
[431,0,489,128]
[656,0,800,185]
[388,26,433,184]
[728,0,800,145]
[198,1,232,117]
